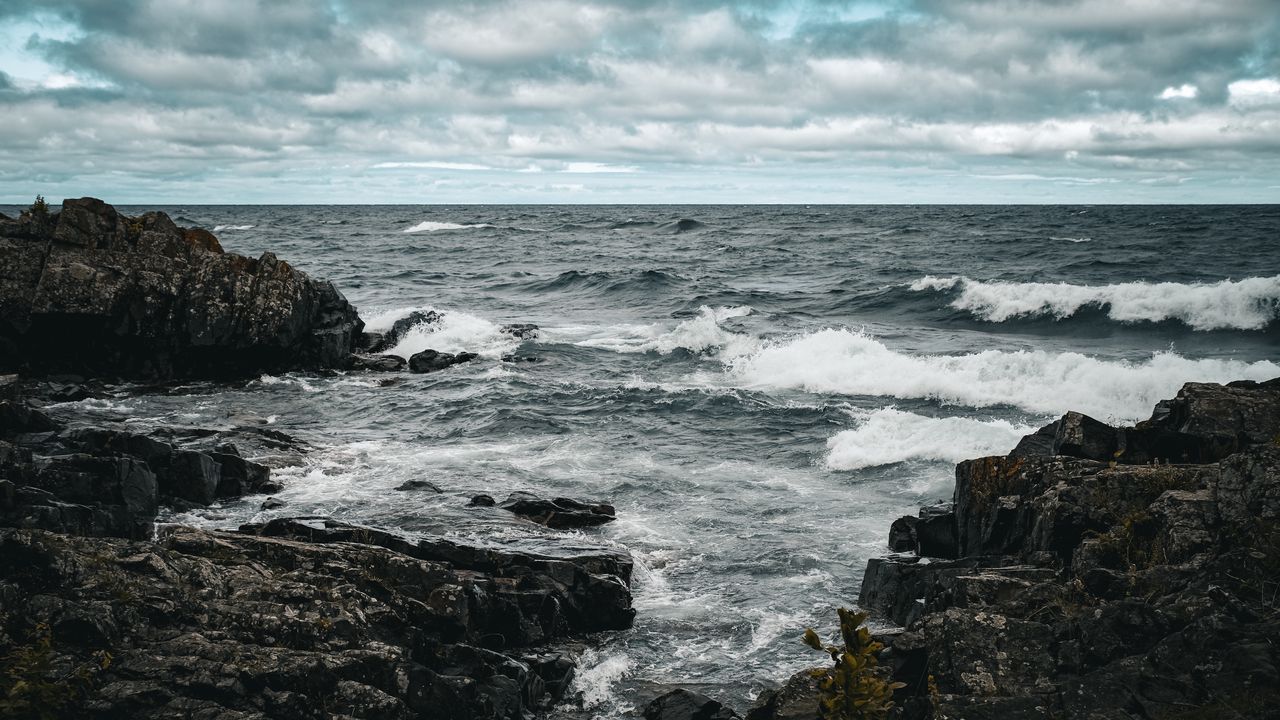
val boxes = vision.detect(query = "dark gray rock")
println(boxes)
[498,491,616,529]
[0,197,363,379]
[500,323,539,341]
[408,349,478,373]
[644,688,741,720]
[916,502,957,559]
[888,515,917,552]
[469,494,496,507]
[349,353,407,372]
[395,479,442,492]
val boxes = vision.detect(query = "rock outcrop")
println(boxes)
[840,379,1280,719]
[0,198,363,379]
[497,492,617,529]
[0,519,629,719]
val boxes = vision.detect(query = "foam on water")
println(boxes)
[382,308,521,358]
[725,328,1280,423]
[564,648,634,715]
[910,274,1280,330]
[573,305,757,355]
[212,224,255,231]
[825,408,1038,470]
[402,220,493,233]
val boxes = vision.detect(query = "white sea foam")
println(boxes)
[825,408,1037,470]
[564,648,634,712]
[726,328,1280,423]
[212,224,254,231]
[1049,236,1092,243]
[574,305,757,355]
[402,221,493,233]
[909,274,1280,330]
[383,307,520,359]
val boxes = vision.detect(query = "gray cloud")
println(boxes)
[1,0,1278,202]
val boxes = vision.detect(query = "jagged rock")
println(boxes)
[746,670,820,720]
[500,323,539,341]
[846,379,1280,719]
[366,310,443,353]
[408,349,478,373]
[498,492,616,529]
[888,515,917,552]
[643,688,741,720]
[916,502,958,558]
[0,523,624,719]
[350,353,407,372]
[243,517,635,635]
[0,197,363,379]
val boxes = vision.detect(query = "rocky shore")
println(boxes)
[3,198,1278,720]
[730,378,1280,720]
[0,199,634,719]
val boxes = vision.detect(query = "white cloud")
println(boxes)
[371,161,493,170]
[1228,78,1280,107]
[560,162,639,174]
[1159,84,1198,99]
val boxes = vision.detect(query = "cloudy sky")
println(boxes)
[1,0,1278,203]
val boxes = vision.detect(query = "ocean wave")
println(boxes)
[826,408,1036,470]
[377,306,520,359]
[725,328,1280,422]
[515,268,687,295]
[909,274,1280,330]
[573,305,755,355]
[1049,236,1092,243]
[402,221,494,233]
[212,224,255,231]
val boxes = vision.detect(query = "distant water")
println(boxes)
[14,204,1280,715]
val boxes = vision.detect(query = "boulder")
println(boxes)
[409,349,478,373]
[350,353,407,372]
[366,310,442,353]
[0,197,363,379]
[395,479,442,492]
[888,515,917,552]
[498,492,616,529]
[500,323,539,341]
[643,689,741,720]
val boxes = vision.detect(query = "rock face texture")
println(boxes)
[0,395,635,719]
[0,198,363,379]
[0,520,631,719]
[839,379,1280,720]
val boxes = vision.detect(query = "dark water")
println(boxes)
[15,204,1280,715]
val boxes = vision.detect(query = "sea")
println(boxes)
[16,204,1280,716]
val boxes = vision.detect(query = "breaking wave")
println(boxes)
[826,408,1036,470]
[402,221,494,233]
[909,275,1280,330]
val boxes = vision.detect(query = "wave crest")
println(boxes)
[403,221,493,233]
[909,275,1280,330]
[727,328,1279,422]
[826,409,1035,470]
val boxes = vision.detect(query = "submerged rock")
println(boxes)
[0,197,363,379]
[498,491,616,529]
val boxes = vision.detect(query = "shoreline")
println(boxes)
[2,198,1278,719]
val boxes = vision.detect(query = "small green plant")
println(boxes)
[0,623,111,720]
[29,196,48,217]
[803,608,905,720]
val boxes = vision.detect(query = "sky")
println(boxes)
[1,0,1278,204]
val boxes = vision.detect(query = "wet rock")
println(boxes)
[350,353,407,372]
[916,502,958,559]
[0,197,363,379]
[888,515,917,552]
[395,479,442,492]
[408,349,478,373]
[644,688,742,720]
[845,378,1280,719]
[498,491,616,529]
[469,494,496,507]
[500,323,539,340]
[746,669,820,720]
[367,310,443,353]
[0,523,629,719]
[260,497,286,510]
